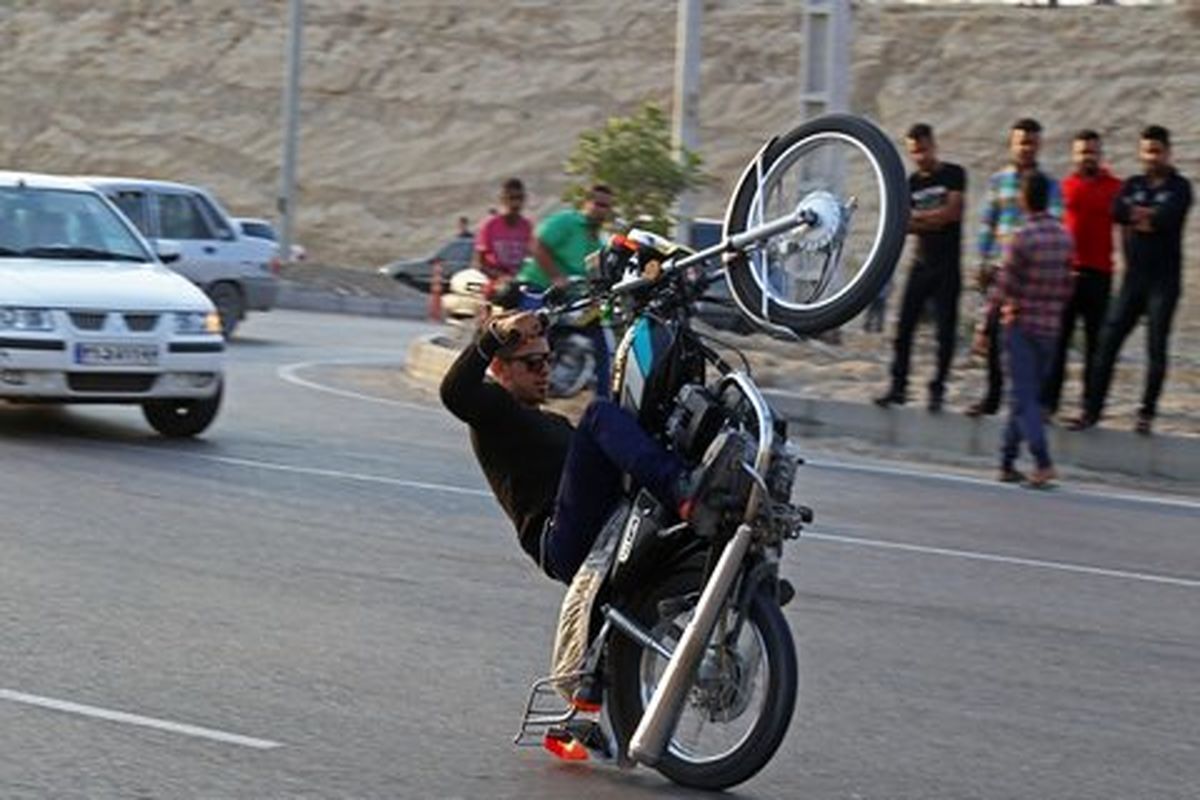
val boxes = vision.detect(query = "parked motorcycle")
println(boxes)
[511,114,909,790]
[445,267,608,399]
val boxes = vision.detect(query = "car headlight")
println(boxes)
[175,311,222,334]
[0,307,55,331]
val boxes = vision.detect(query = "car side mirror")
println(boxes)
[155,239,183,264]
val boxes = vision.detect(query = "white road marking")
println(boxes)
[277,359,440,413]
[274,358,1198,514]
[803,530,1200,589]
[182,451,493,498]
[0,688,283,749]
[806,457,1200,513]
[142,447,1197,589]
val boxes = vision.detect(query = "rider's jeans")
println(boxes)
[586,324,612,400]
[541,400,684,583]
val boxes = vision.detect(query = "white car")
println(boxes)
[79,177,280,338]
[234,217,306,262]
[0,171,225,437]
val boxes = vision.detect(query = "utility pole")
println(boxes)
[800,0,851,120]
[672,0,701,244]
[278,0,303,264]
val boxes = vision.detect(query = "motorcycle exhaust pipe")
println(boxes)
[627,521,754,766]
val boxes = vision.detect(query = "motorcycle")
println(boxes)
[511,114,909,790]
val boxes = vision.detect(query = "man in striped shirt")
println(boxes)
[980,172,1074,487]
[969,118,1063,418]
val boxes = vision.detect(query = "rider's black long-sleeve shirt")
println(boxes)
[439,335,573,561]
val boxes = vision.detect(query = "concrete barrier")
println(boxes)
[406,334,1199,484]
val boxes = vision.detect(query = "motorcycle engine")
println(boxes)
[664,383,726,462]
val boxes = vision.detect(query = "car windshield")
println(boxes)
[0,186,152,263]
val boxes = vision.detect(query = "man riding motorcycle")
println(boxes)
[439,309,751,584]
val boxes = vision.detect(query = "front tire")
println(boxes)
[607,570,798,791]
[142,384,222,438]
[208,282,243,338]
[724,113,909,337]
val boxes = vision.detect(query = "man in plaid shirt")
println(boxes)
[979,171,1074,487]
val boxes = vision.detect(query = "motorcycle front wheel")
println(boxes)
[607,569,798,791]
[723,113,909,336]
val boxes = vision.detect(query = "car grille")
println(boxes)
[70,312,107,330]
[123,313,160,332]
[67,373,157,393]
[68,313,162,332]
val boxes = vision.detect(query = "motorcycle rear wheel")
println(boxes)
[723,113,909,336]
[607,569,798,790]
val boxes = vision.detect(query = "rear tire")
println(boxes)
[607,569,798,791]
[142,384,222,438]
[548,337,595,398]
[724,113,908,337]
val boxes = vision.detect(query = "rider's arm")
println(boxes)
[439,328,510,426]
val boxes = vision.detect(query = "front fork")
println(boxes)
[627,521,755,766]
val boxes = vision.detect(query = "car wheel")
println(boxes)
[208,282,243,338]
[142,384,222,438]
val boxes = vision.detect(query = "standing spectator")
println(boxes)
[982,172,1074,487]
[1041,130,1122,420]
[862,278,890,334]
[875,123,966,412]
[522,184,613,288]
[968,118,1062,418]
[473,177,532,294]
[457,215,473,239]
[1069,125,1193,435]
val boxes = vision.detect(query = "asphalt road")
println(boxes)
[1,310,1197,800]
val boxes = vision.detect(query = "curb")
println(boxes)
[762,390,1198,483]
[275,281,425,319]
[406,334,1200,484]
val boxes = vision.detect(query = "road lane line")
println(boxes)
[0,689,283,750]
[183,452,493,497]
[156,449,1198,589]
[806,457,1200,513]
[278,359,440,413]
[804,531,1200,589]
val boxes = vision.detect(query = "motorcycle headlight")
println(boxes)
[175,311,222,334]
[0,307,55,331]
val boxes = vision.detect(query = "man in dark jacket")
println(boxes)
[1069,125,1193,435]
[439,310,749,583]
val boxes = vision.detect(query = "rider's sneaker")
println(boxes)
[570,674,604,713]
[678,431,755,537]
[543,720,613,761]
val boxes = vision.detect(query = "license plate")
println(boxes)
[75,343,159,366]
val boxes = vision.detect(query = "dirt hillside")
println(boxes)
[2,2,1197,269]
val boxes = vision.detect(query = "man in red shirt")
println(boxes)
[1041,130,1122,420]
[473,177,533,295]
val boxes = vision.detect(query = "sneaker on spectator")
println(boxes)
[873,389,906,408]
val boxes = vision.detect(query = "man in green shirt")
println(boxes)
[518,184,615,397]
[519,184,613,288]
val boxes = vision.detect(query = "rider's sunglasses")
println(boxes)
[508,352,550,371]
